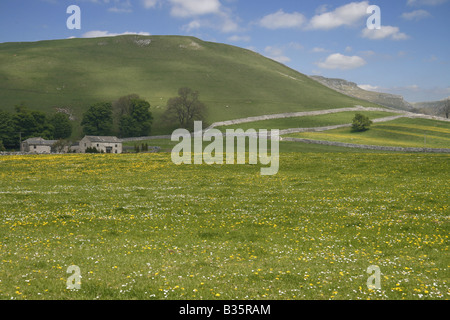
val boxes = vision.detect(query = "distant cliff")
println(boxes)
[310,75,414,111]
[412,98,450,118]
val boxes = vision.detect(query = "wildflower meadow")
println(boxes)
[0,152,448,300]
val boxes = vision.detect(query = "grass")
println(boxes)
[0,152,448,300]
[215,111,400,132]
[287,118,450,149]
[0,35,383,136]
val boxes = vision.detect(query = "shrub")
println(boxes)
[352,113,373,132]
[85,147,100,153]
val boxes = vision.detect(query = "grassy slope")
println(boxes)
[0,35,383,135]
[287,118,450,149]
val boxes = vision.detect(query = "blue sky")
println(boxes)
[0,0,449,102]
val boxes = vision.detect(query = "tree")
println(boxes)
[118,98,153,138]
[443,98,450,119]
[0,110,17,150]
[112,94,140,134]
[52,139,72,153]
[51,113,72,139]
[81,102,113,136]
[162,87,207,130]
[351,113,373,132]
[12,105,54,140]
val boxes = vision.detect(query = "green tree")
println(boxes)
[162,87,207,130]
[81,102,113,136]
[118,98,153,138]
[351,113,373,132]
[12,105,54,140]
[51,113,72,139]
[0,110,17,150]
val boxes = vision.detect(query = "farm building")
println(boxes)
[78,136,122,154]
[21,137,57,154]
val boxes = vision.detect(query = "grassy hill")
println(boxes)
[0,35,384,136]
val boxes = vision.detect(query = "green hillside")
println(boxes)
[0,35,383,135]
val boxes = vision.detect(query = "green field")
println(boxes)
[287,118,450,149]
[0,152,448,300]
[216,111,400,132]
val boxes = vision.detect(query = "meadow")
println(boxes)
[0,152,448,300]
[288,118,450,149]
[215,111,400,132]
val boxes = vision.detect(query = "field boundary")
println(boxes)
[282,137,450,153]
[206,106,450,130]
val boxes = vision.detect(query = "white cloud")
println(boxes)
[169,0,221,17]
[288,42,304,50]
[108,7,132,13]
[407,0,448,6]
[183,20,202,32]
[219,13,240,33]
[168,0,240,33]
[141,0,160,9]
[82,30,151,38]
[308,1,369,30]
[182,13,239,33]
[358,84,380,91]
[317,53,367,70]
[227,35,251,42]
[311,47,328,53]
[264,46,291,64]
[315,4,330,15]
[361,25,409,40]
[258,9,306,29]
[401,9,431,20]
[360,50,376,57]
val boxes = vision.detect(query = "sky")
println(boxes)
[0,0,449,102]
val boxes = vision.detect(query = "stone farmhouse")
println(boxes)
[76,136,122,154]
[21,137,58,154]
[21,136,123,154]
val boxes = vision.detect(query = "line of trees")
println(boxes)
[81,88,208,137]
[0,105,72,151]
[1,88,207,151]
[81,94,153,138]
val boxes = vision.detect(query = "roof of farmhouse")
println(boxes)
[23,137,58,145]
[83,136,121,143]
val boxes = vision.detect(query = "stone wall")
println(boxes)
[282,137,450,153]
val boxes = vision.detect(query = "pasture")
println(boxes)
[0,152,448,300]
